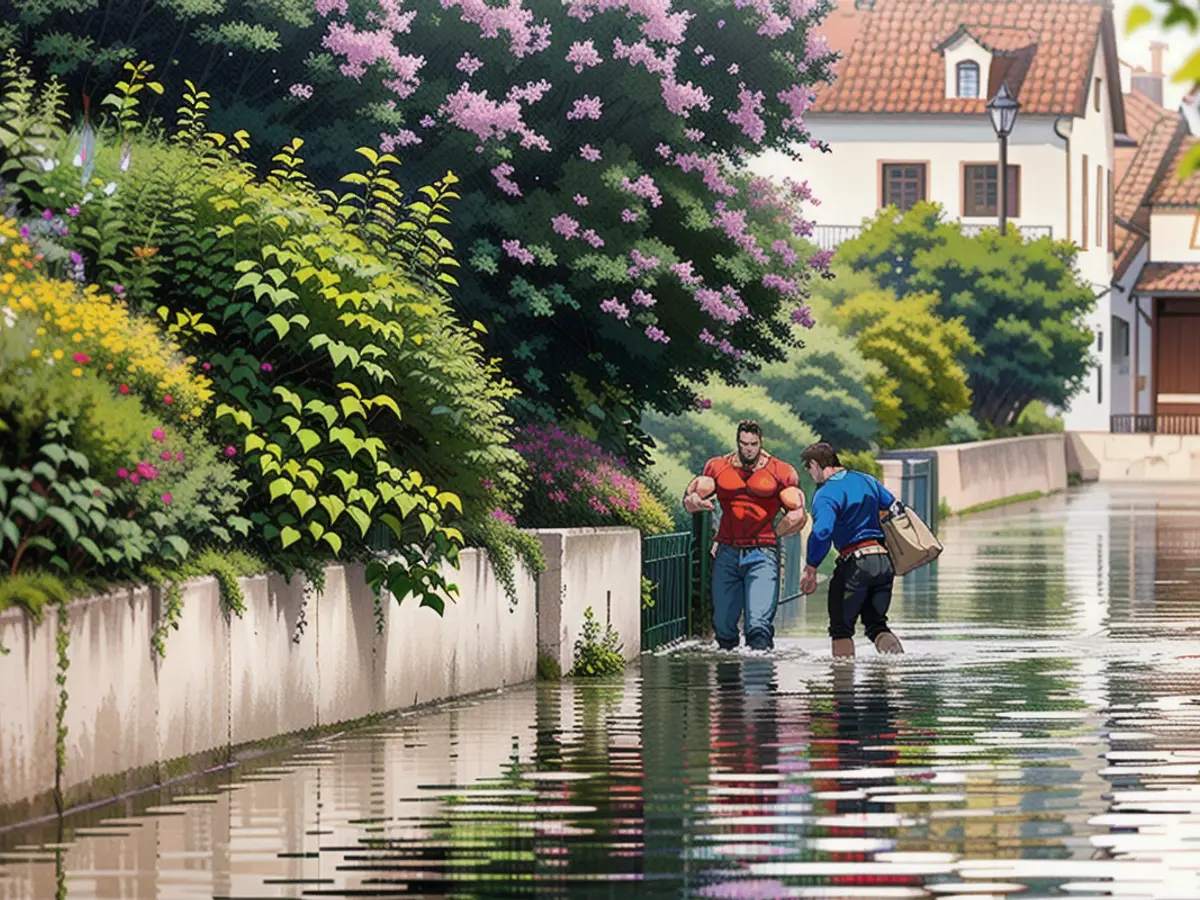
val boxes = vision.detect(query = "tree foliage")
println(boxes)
[835,202,1095,429]
[0,0,841,463]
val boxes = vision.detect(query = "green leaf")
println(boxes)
[308,521,325,541]
[266,313,290,339]
[245,433,267,453]
[435,491,463,514]
[164,535,190,559]
[78,536,104,562]
[322,532,343,555]
[280,526,301,549]
[10,496,39,522]
[1125,3,1153,35]
[43,506,79,540]
[1174,48,1200,85]
[290,490,317,517]
[269,477,293,501]
[41,443,68,465]
[347,505,371,536]
[419,594,446,616]
[339,396,366,419]
[1178,143,1200,180]
[296,428,321,453]
[320,495,346,524]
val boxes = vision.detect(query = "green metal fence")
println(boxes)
[640,530,694,650]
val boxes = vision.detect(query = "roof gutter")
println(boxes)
[1054,116,1072,245]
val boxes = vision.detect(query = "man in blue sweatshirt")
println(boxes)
[799,442,904,659]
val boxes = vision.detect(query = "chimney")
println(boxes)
[1150,41,1168,76]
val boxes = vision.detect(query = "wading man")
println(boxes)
[682,421,806,652]
[799,442,904,659]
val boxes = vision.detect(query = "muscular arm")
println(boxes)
[682,472,716,514]
[775,485,808,536]
[804,494,837,570]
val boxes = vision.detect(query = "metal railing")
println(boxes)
[1112,414,1200,435]
[640,530,694,651]
[811,222,1052,251]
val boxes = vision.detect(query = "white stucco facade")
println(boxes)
[1148,210,1200,261]
[753,36,1125,432]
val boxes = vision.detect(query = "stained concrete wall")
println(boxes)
[535,527,642,675]
[1067,432,1200,481]
[929,435,1068,513]
[2,535,593,811]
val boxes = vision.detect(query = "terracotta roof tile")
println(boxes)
[1115,107,1187,220]
[1150,136,1200,206]
[1113,222,1147,281]
[1123,88,1171,142]
[1135,262,1200,294]
[813,0,1111,118]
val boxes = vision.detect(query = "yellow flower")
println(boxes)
[52,349,63,360]
[30,349,40,358]
[71,367,83,377]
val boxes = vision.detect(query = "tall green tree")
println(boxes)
[827,287,977,444]
[835,202,1095,429]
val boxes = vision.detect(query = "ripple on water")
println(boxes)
[6,484,1200,897]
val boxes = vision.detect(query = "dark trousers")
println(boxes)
[827,551,895,641]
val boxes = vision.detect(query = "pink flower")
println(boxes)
[66,205,80,217]
[130,473,141,485]
[175,452,184,461]
[565,40,602,73]
[573,193,589,206]
[551,213,581,239]
[42,209,53,220]
[620,208,639,223]
[224,446,237,458]
[163,395,173,405]
[481,477,495,490]
[490,508,517,526]
[201,362,211,371]
[152,428,166,441]
[260,362,272,373]
[119,384,129,394]
[456,53,484,76]
[117,468,129,479]
[579,144,601,162]
[645,325,670,344]
[161,493,172,505]
[72,352,90,364]
[566,95,602,121]
[161,450,173,461]
[113,284,124,294]
[420,114,435,127]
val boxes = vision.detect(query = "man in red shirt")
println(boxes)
[682,421,806,651]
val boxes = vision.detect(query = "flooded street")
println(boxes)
[5,481,1200,898]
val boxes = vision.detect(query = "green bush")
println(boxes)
[570,607,625,678]
[1,55,537,609]
[839,450,882,480]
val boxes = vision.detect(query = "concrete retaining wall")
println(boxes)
[928,434,1068,513]
[1,528,637,814]
[536,527,642,675]
[1066,432,1200,481]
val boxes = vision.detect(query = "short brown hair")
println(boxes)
[801,442,840,470]
[737,420,762,439]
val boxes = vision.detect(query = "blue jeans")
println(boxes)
[711,543,779,650]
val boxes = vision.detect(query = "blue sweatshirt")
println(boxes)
[805,469,896,567]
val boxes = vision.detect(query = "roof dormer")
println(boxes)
[935,25,1039,101]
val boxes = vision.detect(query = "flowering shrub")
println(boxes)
[513,425,672,535]
[0,219,214,420]
[2,2,837,462]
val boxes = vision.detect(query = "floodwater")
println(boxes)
[5,481,1200,898]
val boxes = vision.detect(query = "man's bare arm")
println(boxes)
[682,475,716,514]
[775,485,807,536]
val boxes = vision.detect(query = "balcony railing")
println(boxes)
[811,223,1054,252]
[1111,414,1200,435]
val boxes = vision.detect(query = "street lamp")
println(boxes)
[987,82,1020,235]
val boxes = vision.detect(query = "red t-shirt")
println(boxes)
[702,453,800,548]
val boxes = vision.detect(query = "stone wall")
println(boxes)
[1,528,639,814]
[1066,432,1200,481]
[536,527,642,675]
[929,434,1068,513]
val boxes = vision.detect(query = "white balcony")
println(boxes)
[811,223,1054,251]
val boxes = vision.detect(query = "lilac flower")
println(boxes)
[727,88,767,143]
[580,144,601,162]
[551,213,581,239]
[380,128,421,151]
[491,162,523,197]
[645,325,670,344]
[567,95,603,120]
[289,83,314,100]
[601,297,630,320]
[791,305,816,328]
[420,114,436,127]
[502,238,536,264]
[631,289,656,308]
[808,249,834,270]
[456,53,484,76]
[566,39,603,73]
[620,208,640,223]
[728,63,740,75]
[573,193,589,206]
[684,128,705,142]
[580,228,605,248]
[620,174,662,207]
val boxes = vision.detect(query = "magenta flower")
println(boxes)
[66,205,80,217]
[175,452,184,461]
[163,395,173,405]
[117,468,129,479]
[130,473,141,485]
[620,208,639,223]
[645,324,670,344]
[72,352,90,364]
[161,493,172,505]
[152,428,166,441]
[161,450,173,461]
[201,362,212,371]
[260,362,273,373]
[573,193,589,206]
[112,284,124,294]
[579,144,601,162]
[42,209,53,220]
[224,446,237,458]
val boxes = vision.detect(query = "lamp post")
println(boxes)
[987,82,1020,235]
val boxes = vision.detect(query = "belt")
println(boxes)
[838,539,888,561]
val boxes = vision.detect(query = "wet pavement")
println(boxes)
[5,481,1200,898]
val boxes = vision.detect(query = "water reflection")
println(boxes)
[5,484,1200,897]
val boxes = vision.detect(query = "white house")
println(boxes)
[1110,79,1200,434]
[754,0,1129,432]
